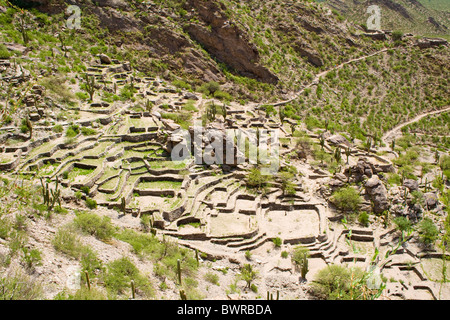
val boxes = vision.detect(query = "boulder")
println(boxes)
[403,179,419,191]
[327,134,351,147]
[364,175,389,214]
[346,157,374,182]
[161,119,180,131]
[417,37,448,49]
[424,192,439,209]
[151,110,160,117]
[184,92,199,100]
[99,53,112,64]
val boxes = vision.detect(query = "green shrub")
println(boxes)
[116,229,198,282]
[0,44,11,59]
[40,76,75,104]
[172,79,192,91]
[66,125,80,137]
[247,168,269,190]
[53,124,64,133]
[358,211,370,227]
[213,90,232,101]
[75,91,90,101]
[81,127,97,136]
[0,269,43,300]
[272,237,282,247]
[85,197,97,210]
[204,272,220,286]
[21,247,42,270]
[239,264,258,289]
[52,226,84,258]
[393,216,412,233]
[104,257,153,298]
[392,31,404,41]
[198,81,220,96]
[73,212,116,241]
[311,265,365,300]
[54,287,106,300]
[80,186,90,195]
[418,218,439,246]
[292,245,309,268]
[331,187,362,213]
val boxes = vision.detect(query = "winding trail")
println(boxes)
[269,48,390,107]
[381,106,450,144]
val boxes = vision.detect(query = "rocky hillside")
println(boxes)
[0,0,449,301]
[324,0,450,39]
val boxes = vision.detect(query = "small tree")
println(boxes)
[83,74,96,102]
[418,218,439,247]
[240,264,258,289]
[331,186,362,213]
[292,246,309,280]
[247,168,268,191]
[221,104,227,121]
[278,171,296,196]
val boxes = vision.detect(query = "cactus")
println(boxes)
[279,108,286,124]
[131,280,135,299]
[334,147,342,164]
[85,271,91,290]
[83,73,96,102]
[345,147,351,164]
[40,177,61,212]
[206,103,216,122]
[319,135,325,150]
[26,117,33,140]
[17,11,29,45]
[221,104,227,120]
[300,252,309,280]
[145,99,153,112]
[267,290,279,300]
[177,259,182,285]
[120,197,126,215]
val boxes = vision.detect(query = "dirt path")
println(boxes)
[270,48,390,107]
[381,106,450,144]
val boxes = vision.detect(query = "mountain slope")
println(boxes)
[323,0,450,39]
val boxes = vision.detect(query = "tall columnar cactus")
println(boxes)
[319,135,325,150]
[120,197,126,215]
[206,103,216,122]
[131,280,135,300]
[195,249,199,267]
[18,11,29,45]
[83,73,96,102]
[279,108,286,124]
[26,117,33,140]
[221,104,227,121]
[334,147,342,164]
[85,271,91,290]
[345,147,351,164]
[40,177,61,211]
[300,252,309,280]
[177,259,182,285]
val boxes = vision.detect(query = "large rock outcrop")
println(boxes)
[184,0,278,84]
[364,175,389,214]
